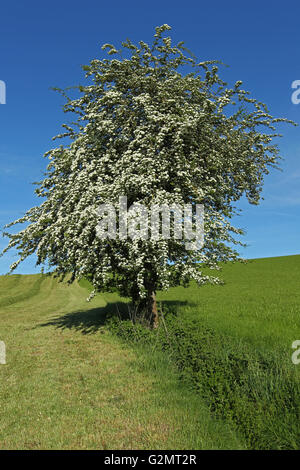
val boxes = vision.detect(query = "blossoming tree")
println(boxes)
[1,25,294,327]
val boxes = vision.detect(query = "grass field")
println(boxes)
[155,255,300,449]
[0,255,299,449]
[0,272,242,449]
[157,255,300,350]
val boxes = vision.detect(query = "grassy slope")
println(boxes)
[82,255,300,449]
[157,255,300,351]
[0,273,242,450]
[156,255,300,449]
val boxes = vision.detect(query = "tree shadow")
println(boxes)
[38,299,189,335]
[38,301,125,335]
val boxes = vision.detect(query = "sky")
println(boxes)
[0,0,299,274]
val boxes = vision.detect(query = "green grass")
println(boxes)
[103,255,300,449]
[157,255,300,351]
[1,254,299,449]
[0,273,243,449]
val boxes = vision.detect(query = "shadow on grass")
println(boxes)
[38,299,189,335]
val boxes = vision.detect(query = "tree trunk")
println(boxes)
[150,291,159,329]
[132,289,159,329]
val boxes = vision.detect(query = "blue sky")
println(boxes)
[0,0,299,274]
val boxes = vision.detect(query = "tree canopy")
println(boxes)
[1,24,294,327]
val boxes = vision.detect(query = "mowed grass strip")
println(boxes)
[0,274,243,450]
